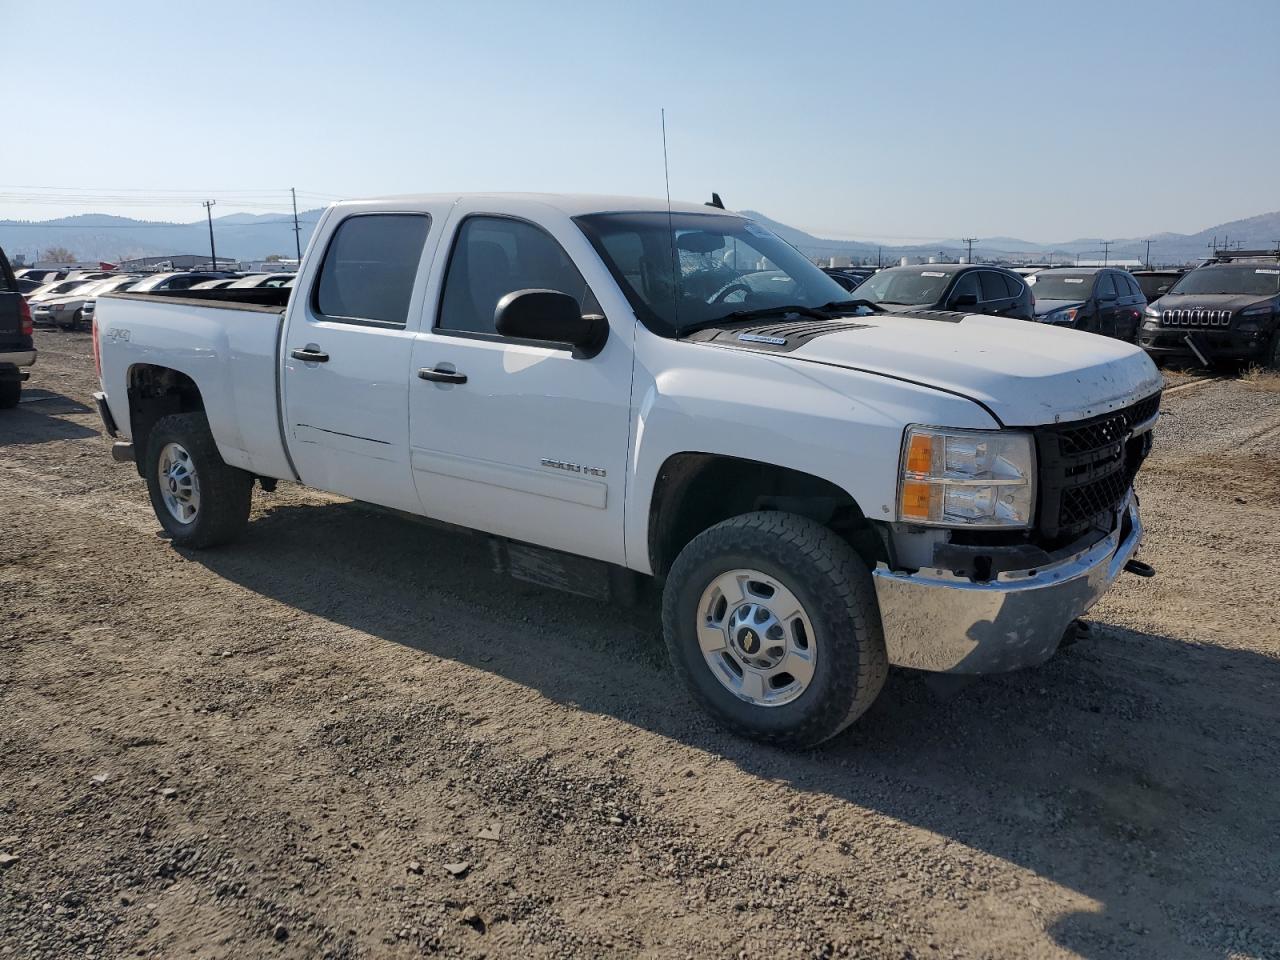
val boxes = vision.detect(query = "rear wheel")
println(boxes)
[662,512,888,748]
[0,380,20,409]
[144,412,252,548]
[70,309,84,331]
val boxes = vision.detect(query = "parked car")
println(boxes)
[127,271,239,293]
[94,193,1162,748]
[16,268,68,283]
[17,277,47,295]
[1027,268,1145,340]
[44,275,139,330]
[188,279,238,290]
[820,267,872,293]
[1131,269,1186,305]
[1137,258,1280,367]
[0,246,36,408]
[27,277,104,324]
[227,273,296,289]
[852,263,1034,319]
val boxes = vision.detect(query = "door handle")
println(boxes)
[291,347,330,363]
[418,366,467,384]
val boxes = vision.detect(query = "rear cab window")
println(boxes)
[313,213,432,327]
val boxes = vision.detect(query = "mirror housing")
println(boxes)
[950,293,978,308]
[494,289,608,358]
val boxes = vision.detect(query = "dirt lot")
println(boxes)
[2,330,1278,960]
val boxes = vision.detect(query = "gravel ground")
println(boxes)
[1,330,1278,960]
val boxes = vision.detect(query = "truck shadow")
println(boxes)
[190,498,1280,960]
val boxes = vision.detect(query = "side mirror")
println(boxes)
[494,289,608,358]
[950,293,978,308]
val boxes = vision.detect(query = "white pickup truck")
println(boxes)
[94,193,1163,747]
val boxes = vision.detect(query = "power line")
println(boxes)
[0,219,319,229]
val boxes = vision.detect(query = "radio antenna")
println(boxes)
[661,108,681,332]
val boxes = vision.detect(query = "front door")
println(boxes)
[407,206,634,565]
[282,210,439,512]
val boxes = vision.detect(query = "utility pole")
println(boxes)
[962,237,978,263]
[202,200,217,270]
[1101,240,1112,266]
[1144,239,1153,269]
[291,187,302,263]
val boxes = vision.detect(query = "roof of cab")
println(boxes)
[331,192,734,218]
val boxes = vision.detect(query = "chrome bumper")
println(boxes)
[0,349,37,368]
[872,496,1143,674]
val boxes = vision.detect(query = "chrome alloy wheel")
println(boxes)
[696,569,817,707]
[158,441,201,525]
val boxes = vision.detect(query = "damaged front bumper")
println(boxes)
[871,495,1143,674]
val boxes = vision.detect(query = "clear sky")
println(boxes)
[5,0,1278,242]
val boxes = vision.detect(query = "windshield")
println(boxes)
[1168,265,1280,297]
[854,268,952,306]
[1027,273,1093,300]
[1134,273,1179,301]
[574,212,848,335]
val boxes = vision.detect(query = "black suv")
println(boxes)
[0,246,36,409]
[1027,267,1146,340]
[1137,259,1280,367]
[852,263,1034,319]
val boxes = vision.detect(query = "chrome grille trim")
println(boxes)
[1161,308,1231,327]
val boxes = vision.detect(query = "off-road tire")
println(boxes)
[662,511,888,748]
[0,380,20,409]
[144,412,252,548]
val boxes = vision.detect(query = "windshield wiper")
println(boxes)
[818,299,885,314]
[678,300,882,338]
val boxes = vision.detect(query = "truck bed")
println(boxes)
[96,292,296,481]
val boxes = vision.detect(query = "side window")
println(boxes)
[314,213,430,326]
[979,271,1009,302]
[949,271,981,302]
[438,216,598,336]
[1003,273,1024,298]
[1125,274,1142,298]
[1095,273,1117,299]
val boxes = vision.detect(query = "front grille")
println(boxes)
[1162,308,1232,327]
[1034,392,1160,541]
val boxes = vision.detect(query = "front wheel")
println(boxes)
[1265,330,1280,371]
[144,412,253,548]
[662,512,888,748]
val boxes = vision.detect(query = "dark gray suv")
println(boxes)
[1028,268,1146,340]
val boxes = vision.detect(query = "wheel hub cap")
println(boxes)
[157,442,200,525]
[697,569,817,707]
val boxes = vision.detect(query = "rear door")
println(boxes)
[1094,271,1119,336]
[281,207,448,512]
[978,270,1017,316]
[1117,272,1144,339]
[406,203,635,565]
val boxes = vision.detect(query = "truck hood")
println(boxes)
[785,312,1161,425]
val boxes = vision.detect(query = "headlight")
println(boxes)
[1046,308,1078,325]
[1240,304,1273,317]
[898,426,1036,529]
[1144,305,1161,318]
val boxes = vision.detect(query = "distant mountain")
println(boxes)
[0,210,323,263]
[741,209,1280,266]
[3,206,1277,267]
